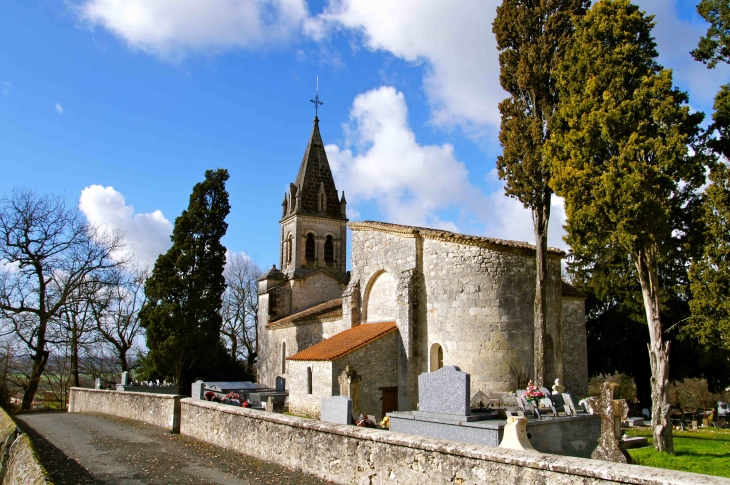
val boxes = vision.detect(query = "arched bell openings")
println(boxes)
[305,233,316,264]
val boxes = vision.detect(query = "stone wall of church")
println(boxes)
[287,360,333,418]
[291,273,345,313]
[347,230,420,410]
[257,317,345,389]
[561,297,589,396]
[348,228,570,406]
[418,238,563,395]
[331,331,399,422]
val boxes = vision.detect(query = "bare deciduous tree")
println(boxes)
[0,188,124,410]
[221,254,261,372]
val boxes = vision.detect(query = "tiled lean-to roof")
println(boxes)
[287,321,397,362]
[267,299,343,329]
[348,221,565,256]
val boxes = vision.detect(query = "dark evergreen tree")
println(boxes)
[492,0,589,386]
[141,169,241,393]
[548,0,705,453]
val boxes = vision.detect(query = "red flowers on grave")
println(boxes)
[524,380,545,405]
[224,392,241,401]
[205,391,215,401]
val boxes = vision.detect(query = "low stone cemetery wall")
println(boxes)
[0,406,52,485]
[180,397,728,485]
[3,434,53,485]
[69,387,182,432]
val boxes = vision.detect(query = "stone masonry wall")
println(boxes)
[69,388,182,432]
[291,272,345,314]
[348,230,419,409]
[258,317,344,389]
[180,398,727,485]
[288,360,333,418]
[332,331,399,422]
[562,297,589,396]
[420,237,563,394]
[364,271,398,322]
[4,434,52,485]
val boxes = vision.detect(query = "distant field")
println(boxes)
[626,428,730,478]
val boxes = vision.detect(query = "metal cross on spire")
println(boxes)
[310,76,323,118]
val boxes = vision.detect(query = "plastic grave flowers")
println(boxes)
[524,380,545,405]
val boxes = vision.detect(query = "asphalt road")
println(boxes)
[14,412,333,485]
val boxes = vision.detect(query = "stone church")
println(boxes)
[257,116,588,420]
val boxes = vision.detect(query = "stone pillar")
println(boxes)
[338,365,362,417]
[499,417,536,452]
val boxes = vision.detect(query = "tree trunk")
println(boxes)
[71,326,80,387]
[22,347,49,411]
[634,251,674,454]
[532,196,551,387]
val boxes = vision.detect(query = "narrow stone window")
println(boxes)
[307,367,313,395]
[286,233,293,265]
[324,235,334,265]
[305,233,315,263]
[281,342,286,374]
[319,192,326,212]
[430,343,444,372]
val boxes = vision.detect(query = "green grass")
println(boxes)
[626,428,730,478]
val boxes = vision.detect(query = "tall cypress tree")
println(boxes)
[492,0,589,386]
[548,0,705,453]
[141,169,232,393]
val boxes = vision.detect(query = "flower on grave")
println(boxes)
[524,380,545,405]
[242,400,250,408]
[380,416,390,429]
[205,391,215,401]
[224,392,241,401]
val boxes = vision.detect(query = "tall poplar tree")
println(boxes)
[141,169,232,393]
[493,0,589,386]
[547,0,705,453]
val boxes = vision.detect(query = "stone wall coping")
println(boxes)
[180,398,730,485]
[70,387,183,400]
[349,220,565,258]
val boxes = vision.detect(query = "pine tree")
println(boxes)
[547,0,705,453]
[140,169,233,393]
[492,0,589,386]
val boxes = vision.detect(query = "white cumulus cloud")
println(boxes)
[326,86,486,230]
[316,0,504,133]
[79,185,173,267]
[55,103,64,114]
[76,0,309,59]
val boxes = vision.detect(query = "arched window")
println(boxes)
[281,342,287,374]
[286,234,293,265]
[306,367,313,394]
[430,343,444,372]
[305,233,315,263]
[324,235,334,265]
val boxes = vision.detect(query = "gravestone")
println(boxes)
[121,371,130,386]
[338,365,362,416]
[418,366,469,416]
[321,395,352,425]
[587,382,631,463]
[275,376,286,391]
[191,380,205,400]
[95,378,102,390]
[563,393,578,415]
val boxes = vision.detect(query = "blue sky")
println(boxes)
[1,1,728,270]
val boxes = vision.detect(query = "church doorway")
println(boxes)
[380,386,398,416]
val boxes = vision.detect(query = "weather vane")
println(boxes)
[310,76,323,118]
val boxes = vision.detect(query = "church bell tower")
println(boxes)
[279,115,348,283]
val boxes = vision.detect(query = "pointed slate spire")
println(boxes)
[293,117,344,219]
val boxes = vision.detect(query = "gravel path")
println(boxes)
[14,412,334,485]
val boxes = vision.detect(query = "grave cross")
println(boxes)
[586,382,631,463]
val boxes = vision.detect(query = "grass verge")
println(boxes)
[626,427,730,478]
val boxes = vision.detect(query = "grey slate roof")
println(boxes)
[292,117,345,219]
